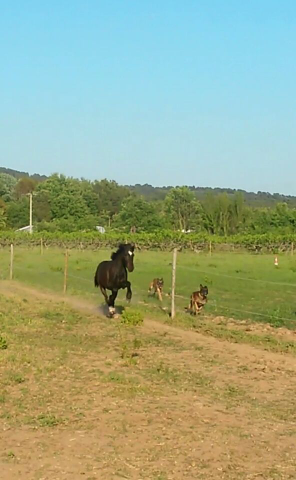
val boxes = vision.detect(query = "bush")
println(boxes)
[0,230,295,252]
[0,336,8,350]
[121,309,144,327]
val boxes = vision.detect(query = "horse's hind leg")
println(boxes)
[100,286,109,305]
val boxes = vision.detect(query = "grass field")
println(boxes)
[0,246,296,329]
[0,282,295,479]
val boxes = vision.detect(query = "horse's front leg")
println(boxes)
[108,289,118,317]
[125,281,132,302]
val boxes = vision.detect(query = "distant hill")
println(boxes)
[0,167,47,182]
[1,167,296,208]
[127,184,296,208]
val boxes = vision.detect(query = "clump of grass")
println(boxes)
[9,373,25,384]
[152,361,180,384]
[118,309,144,361]
[42,310,65,322]
[0,335,8,350]
[49,265,63,273]
[105,371,127,383]
[37,413,64,427]
[121,308,144,326]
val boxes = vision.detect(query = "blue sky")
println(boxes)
[1,1,295,194]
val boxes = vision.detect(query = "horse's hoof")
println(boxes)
[108,306,116,317]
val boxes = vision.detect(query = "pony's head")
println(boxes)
[111,243,135,272]
[200,284,208,298]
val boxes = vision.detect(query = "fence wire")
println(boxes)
[1,246,296,328]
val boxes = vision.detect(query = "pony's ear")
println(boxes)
[200,284,203,289]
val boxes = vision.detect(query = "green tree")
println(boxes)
[6,197,29,228]
[14,177,37,199]
[202,192,218,234]
[34,191,52,222]
[37,174,89,220]
[114,196,164,232]
[93,179,131,221]
[230,192,249,232]
[164,187,203,231]
[0,198,7,229]
[217,193,231,235]
[0,173,17,202]
[80,179,99,216]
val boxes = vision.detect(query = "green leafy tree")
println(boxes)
[216,193,231,235]
[0,198,7,229]
[114,196,164,232]
[93,179,131,220]
[34,191,52,222]
[164,187,203,231]
[80,179,99,216]
[6,197,29,228]
[0,173,17,202]
[37,174,89,220]
[14,177,36,199]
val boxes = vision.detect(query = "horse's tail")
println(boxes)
[94,266,99,288]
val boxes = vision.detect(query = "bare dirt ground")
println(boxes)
[0,281,295,480]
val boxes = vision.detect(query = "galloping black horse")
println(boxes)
[94,243,135,316]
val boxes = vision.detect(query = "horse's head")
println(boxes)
[200,284,208,298]
[111,243,135,272]
[124,243,135,272]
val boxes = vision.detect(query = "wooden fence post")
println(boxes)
[40,237,44,255]
[171,248,177,319]
[291,242,294,256]
[63,250,69,294]
[209,241,212,256]
[10,244,14,280]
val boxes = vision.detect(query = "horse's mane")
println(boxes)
[111,244,127,260]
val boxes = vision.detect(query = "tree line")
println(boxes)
[0,171,296,235]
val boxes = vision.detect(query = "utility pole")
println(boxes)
[29,193,33,234]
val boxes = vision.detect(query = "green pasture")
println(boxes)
[0,246,296,329]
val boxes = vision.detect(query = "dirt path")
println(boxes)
[0,280,296,480]
[1,280,295,370]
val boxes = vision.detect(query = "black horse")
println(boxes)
[94,243,135,316]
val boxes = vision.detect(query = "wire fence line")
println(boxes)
[3,242,296,288]
[2,245,296,326]
[10,261,296,289]
[9,264,296,325]
[177,264,296,288]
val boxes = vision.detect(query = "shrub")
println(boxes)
[121,309,144,327]
[0,336,8,350]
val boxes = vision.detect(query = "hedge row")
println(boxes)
[0,231,295,252]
